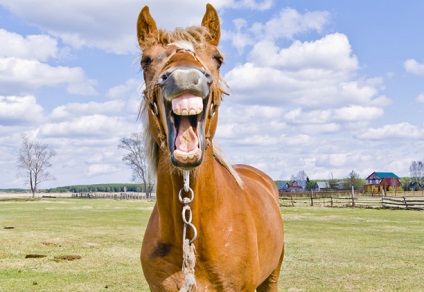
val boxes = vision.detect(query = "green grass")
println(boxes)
[1,199,423,291]
[281,207,424,291]
[0,199,152,291]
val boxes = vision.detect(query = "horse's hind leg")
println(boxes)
[256,248,284,292]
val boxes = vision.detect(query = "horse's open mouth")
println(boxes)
[166,93,207,168]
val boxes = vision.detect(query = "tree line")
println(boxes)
[46,184,148,193]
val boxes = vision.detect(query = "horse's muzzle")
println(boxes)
[158,67,213,169]
[158,67,212,101]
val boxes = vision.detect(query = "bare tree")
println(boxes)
[118,132,154,198]
[390,177,398,196]
[410,161,424,183]
[17,134,56,198]
[290,170,308,190]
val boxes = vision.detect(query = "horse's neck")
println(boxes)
[155,147,218,243]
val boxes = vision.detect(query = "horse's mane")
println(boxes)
[139,26,242,187]
[139,26,211,50]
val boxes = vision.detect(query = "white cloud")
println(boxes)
[224,34,381,108]
[229,0,272,10]
[49,100,125,121]
[0,29,58,61]
[250,34,358,72]
[416,92,424,103]
[0,0,141,54]
[0,57,97,95]
[282,134,311,146]
[284,106,383,126]
[223,7,330,52]
[332,106,384,122]
[404,59,424,76]
[39,115,133,138]
[86,164,119,177]
[358,122,424,140]
[251,8,330,40]
[223,18,254,53]
[0,95,44,125]
[106,79,140,99]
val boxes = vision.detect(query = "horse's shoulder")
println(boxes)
[233,164,272,181]
[233,164,278,193]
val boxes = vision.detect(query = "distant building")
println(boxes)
[315,182,331,192]
[365,172,402,194]
[277,182,290,192]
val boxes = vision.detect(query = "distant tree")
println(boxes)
[17,134,56,198]
[347,170,363,190]
[306,178,316,190]
[409,161,424,183]
[296,170,308,182]
[118,132,154,198]
[290,170,308,189]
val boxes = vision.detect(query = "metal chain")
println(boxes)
[179,170,197,243]
[179,170,197,292]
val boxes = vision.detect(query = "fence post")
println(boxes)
[330,196,333,207]
[351,186,355,207]
[403,197,408,209]
[310,190,314,206]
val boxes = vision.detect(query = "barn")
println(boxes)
[365,172,402,194]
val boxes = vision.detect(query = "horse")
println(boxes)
[137,4,284,291]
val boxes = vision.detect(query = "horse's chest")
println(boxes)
[143,242,256,291]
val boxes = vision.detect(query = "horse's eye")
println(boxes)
[141,56,152,69]
[213,54,224,68]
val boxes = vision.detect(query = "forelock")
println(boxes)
[139,26,211,50]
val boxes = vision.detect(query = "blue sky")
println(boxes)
[1,0,424,189]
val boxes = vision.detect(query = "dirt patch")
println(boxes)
[53,255,82,262]
[41,241,61,247]
[25,254,47,259]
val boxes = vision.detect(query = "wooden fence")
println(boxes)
[382,196,424,210]
[71,192,154,200]
[280,193,424,210]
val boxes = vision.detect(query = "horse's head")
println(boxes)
[137,4,224,170]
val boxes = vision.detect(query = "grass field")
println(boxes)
[0,198,423,291]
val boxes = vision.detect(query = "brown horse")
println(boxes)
[137,4,284,291]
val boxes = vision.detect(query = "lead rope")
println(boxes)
[179,170,197,292]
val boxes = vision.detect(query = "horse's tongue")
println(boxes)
[175,117,198,152]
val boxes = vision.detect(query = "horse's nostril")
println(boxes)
[204,72,213,84]
[158,73,169,87]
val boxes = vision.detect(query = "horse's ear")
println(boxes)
[201,3,220,46]
[137,6,158,47]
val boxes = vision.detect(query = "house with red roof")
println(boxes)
[365,172,402,194]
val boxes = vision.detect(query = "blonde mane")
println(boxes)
[139,26,211,51]
[139,26,242,186]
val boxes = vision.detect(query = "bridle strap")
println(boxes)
[144,43,221,151]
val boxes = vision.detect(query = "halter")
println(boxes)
[144,42,220,151]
